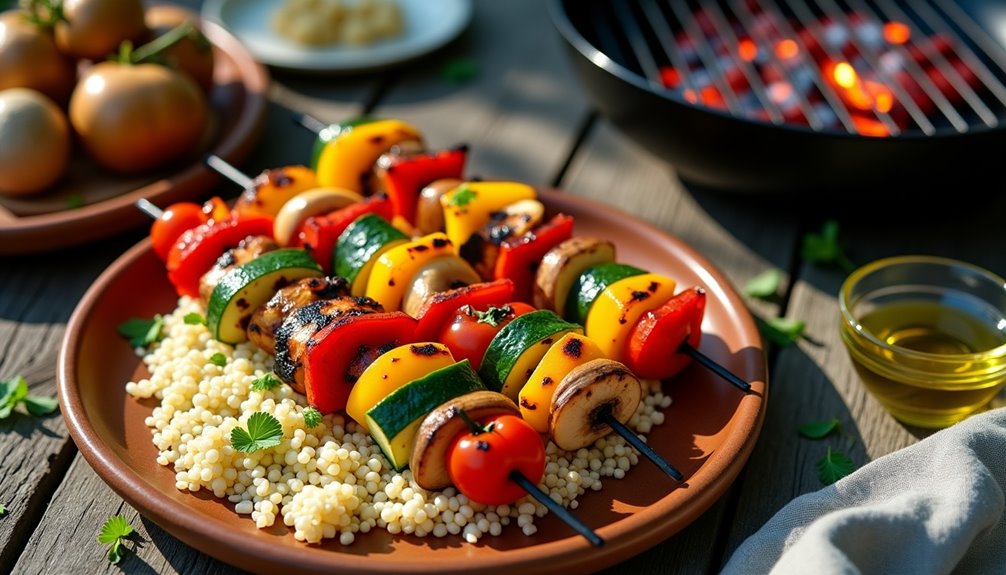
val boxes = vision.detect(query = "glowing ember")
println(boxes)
[833,62,858,89]
[883,22,911,45]
[774,39,799,60]
[738,38,758,62]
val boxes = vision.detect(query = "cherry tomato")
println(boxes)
[439,302,535,371]
[150,201,206,261]
[448,414,545,506]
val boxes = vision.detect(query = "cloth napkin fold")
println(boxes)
[721,407,1006,575]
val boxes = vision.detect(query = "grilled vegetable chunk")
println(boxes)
[549,359,643,451]
[247,276,351,355]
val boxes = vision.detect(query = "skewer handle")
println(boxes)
[601,411,684,482]
[679,342,752,393]
[204,154,255,190]
[509,471,604,547]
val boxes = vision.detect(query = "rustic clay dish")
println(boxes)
[58,189,768,574]
[0,15,268,256]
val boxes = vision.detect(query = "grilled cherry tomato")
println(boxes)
[150,197,231,261]
[440,302,535,371]
[447,413,545,506]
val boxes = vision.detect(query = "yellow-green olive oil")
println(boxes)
[851,299,1006,427]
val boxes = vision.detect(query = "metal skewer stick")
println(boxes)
[135,198,165,219]
[204,154,256,190]
[600,410,684,481]
[294,112,329,135]
[509,471,604,547]
[678,342,752,393]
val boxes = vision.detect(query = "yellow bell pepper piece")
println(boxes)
[365,232,457,310]
[439,181,537,249]
[499,324,582,400]
[315,119,423,194]
[234,165,318,217]
[518,332,606,433]
[585,273,677,360]
[346,342,455,431]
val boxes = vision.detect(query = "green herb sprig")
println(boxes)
[816,447,856,485]
[1,376,58,419]
[251,374,282,392]
[117,315,164,348]
[303,407,322,428]
[98,515,134,565]
[231,412,283,453]
[744,269,782,299]
[802,219,855,273]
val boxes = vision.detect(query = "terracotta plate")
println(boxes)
[58,189,768,574]
[0,13,269,256]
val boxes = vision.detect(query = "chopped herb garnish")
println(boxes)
[744,269,782,299]
[441,57,479,83]
[816,446,856,485]
[183,313,205,325]
[209,352,227,367]
[1,376,58,419]
[251,373,282,392]
[758,317,806,347]
[0,503,6,516]
[117,315,164,348]
[98,515,134,565]
[799,417,842,439]
[802,219,855,273]
[231,412,283,453]
[473,305,511,327]
[448,185,477,207]
[65,194,83,209]
[303,407,322,428]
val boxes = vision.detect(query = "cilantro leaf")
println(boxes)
[802,219,855,273]
[817,447,856,485]
[231,412,283,453]
[251,374,282,392]
[23,395,59,416]
[448,185,477,207]
[758,317,806,347]
[303,407,322,428]
[117,315,164,348]
[183,313,205,325]
[209,352,227,367]
[1,376,30,419]
[98,515,134,565]
[0,503,6,516]
[799,418,841,439]
[744,269,782,299]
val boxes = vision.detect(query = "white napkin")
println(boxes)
[721,407,1006,575]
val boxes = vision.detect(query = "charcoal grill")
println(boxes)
[549,0,1006,195]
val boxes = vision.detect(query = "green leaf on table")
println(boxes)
[801,219,855,273]
[303,407,322,428]
[0,376,29,419]
[231,412,283,453]
[744,269,782,299]
[23,395,59,416]
[799,417,842,439]
[441,58,479,83]
[98,515,134,565]
[251,373,282,392]
[209,352,227,367]
[0,503,6,516]
[816,447,856,485]
[758,317,806,347]
[117,315,164,348]
[183,312,205,325]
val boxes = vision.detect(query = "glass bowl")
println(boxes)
[839,255,1006,428]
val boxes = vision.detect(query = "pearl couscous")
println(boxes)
[126,297,672,545]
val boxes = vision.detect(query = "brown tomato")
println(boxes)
[55,0,147,61]
[0,10,75,104]
[69,61,209,173]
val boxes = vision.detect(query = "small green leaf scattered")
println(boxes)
[231,412,283,453]
[65,193,83,209]
[251,373,282,392]
[183,312,205,325]
[98,515,134,565]
[817,447,856,485]
[209,352,227,367]
[448,185,477,207]
[303,407,322,428]
[441,57,479,83]
[1,376,58,419]
[758,317,806,347]
[799,417,842,439]
[802,219,855,273]
[117,315,164,348]
[744,269,782,299]
[0,503,7,516]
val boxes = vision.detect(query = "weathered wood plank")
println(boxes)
[561,120,803,574]
[720,196,1006,566]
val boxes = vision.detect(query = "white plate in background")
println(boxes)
[201,0,474,73]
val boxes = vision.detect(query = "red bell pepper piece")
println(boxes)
[303,311,418,414]
[625,287,706,380]
[299,193,393,274]
[493,214,575,304]
[412,278,515,341]
[380,145,467,225]
[165,214,275,298]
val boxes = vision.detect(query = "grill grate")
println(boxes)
[585,0,1006,137]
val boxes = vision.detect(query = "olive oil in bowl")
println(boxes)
[840,257,1006,429]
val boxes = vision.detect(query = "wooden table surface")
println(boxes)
[2,1,1005,573]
